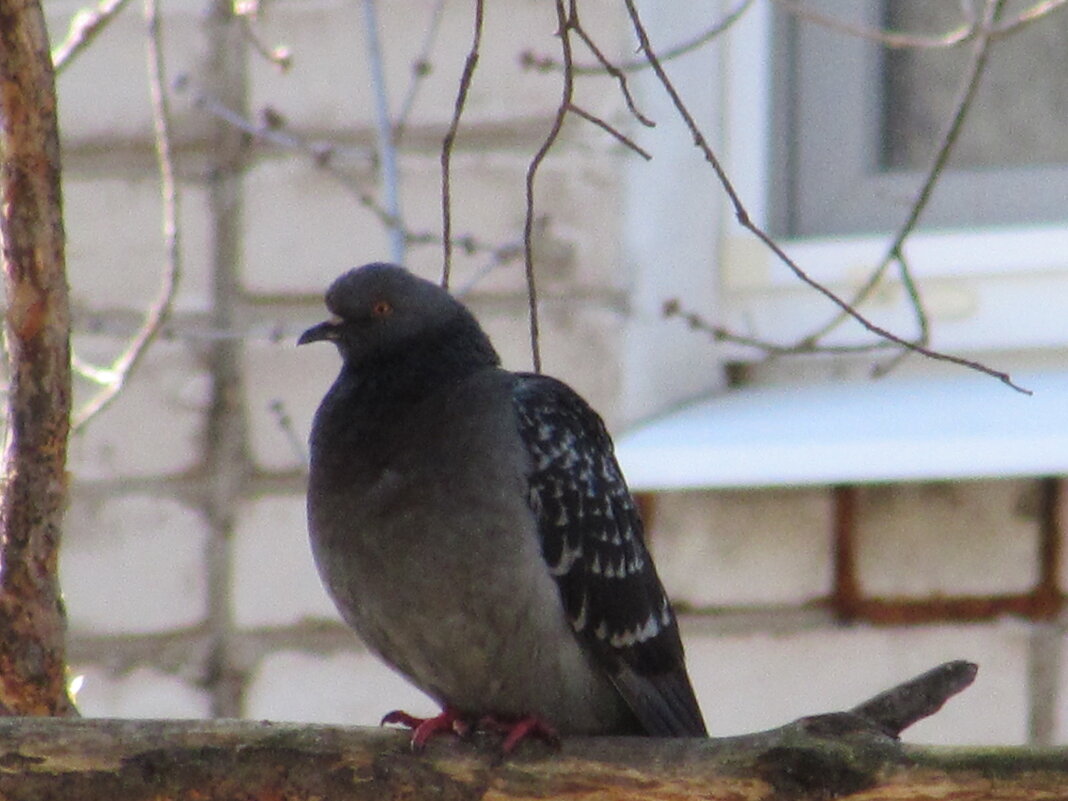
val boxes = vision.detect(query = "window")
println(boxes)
[772,1,1068,237]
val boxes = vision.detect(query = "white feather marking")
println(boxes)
[549,539,582,576]
[571,594,588,632]
[608,613,662,648]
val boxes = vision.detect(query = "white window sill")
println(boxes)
[615,372,1068,490]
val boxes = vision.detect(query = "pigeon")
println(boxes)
[299,263,707,750]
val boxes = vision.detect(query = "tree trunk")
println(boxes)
[0,0,77,716]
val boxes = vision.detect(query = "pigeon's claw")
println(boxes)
[479,714,560,754]
[381,706,469,750]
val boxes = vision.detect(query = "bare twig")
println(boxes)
[566,103,651,160]
[623,0,1030,395]
[52,0,133,74]
[662,300,897,357]
[72,0,183,430]
[568,22,654,126]
[869,251,930,377]
[360,0,404,263]
[441,0,484,288]
[523,0,581,373]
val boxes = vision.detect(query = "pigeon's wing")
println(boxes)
[512,373,707,737]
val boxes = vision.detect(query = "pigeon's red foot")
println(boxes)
[381,707,469,750]
[479,714,559,754]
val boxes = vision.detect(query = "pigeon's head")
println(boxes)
[298,263,495,368]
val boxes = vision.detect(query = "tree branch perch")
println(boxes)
[3,662,1063,799]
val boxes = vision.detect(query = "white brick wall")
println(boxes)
[245,650,435,726]
[854,481,1041,596]
[50,0,1065,748]
[232,496,336,627]
[63,495,209,634]
[650,488,834,607]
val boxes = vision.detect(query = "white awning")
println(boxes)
[615,371,1068,490]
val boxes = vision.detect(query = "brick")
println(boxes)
[241,158,392,296]
[681,618,1031,744]
[70,664,210,719]
[233,496,337,627]
[61,495,209,634]
[245,649,435,726]
[649,488,834,607]
[69,337,208,480]
[65,174,213,313]
[854,480,1041,596]
[244,338,336,471]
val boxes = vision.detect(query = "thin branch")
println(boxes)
[51,0,133,74]
[441,0,484,289]
[524,0,579,373]
[360,0,404,263]
[567,103,651,160]
[867,250,931,378]
[662,300,897,358]
[622,0,1030,395]
[72,0,183,431]
[568,22,654,126]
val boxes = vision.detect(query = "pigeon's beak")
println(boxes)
[298,317,342,346]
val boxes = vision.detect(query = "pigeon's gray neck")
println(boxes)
[309,314,501,489]
[348,316,497,407]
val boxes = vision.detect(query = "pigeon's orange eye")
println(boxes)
[372,300,394,317]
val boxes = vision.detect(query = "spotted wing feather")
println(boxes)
[512,373,707,737]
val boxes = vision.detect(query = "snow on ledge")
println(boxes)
[615,371,1068,490]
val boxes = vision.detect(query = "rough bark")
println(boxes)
[0,715,1064,800]
[0,0,77,716]
[0,661,1061,800]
